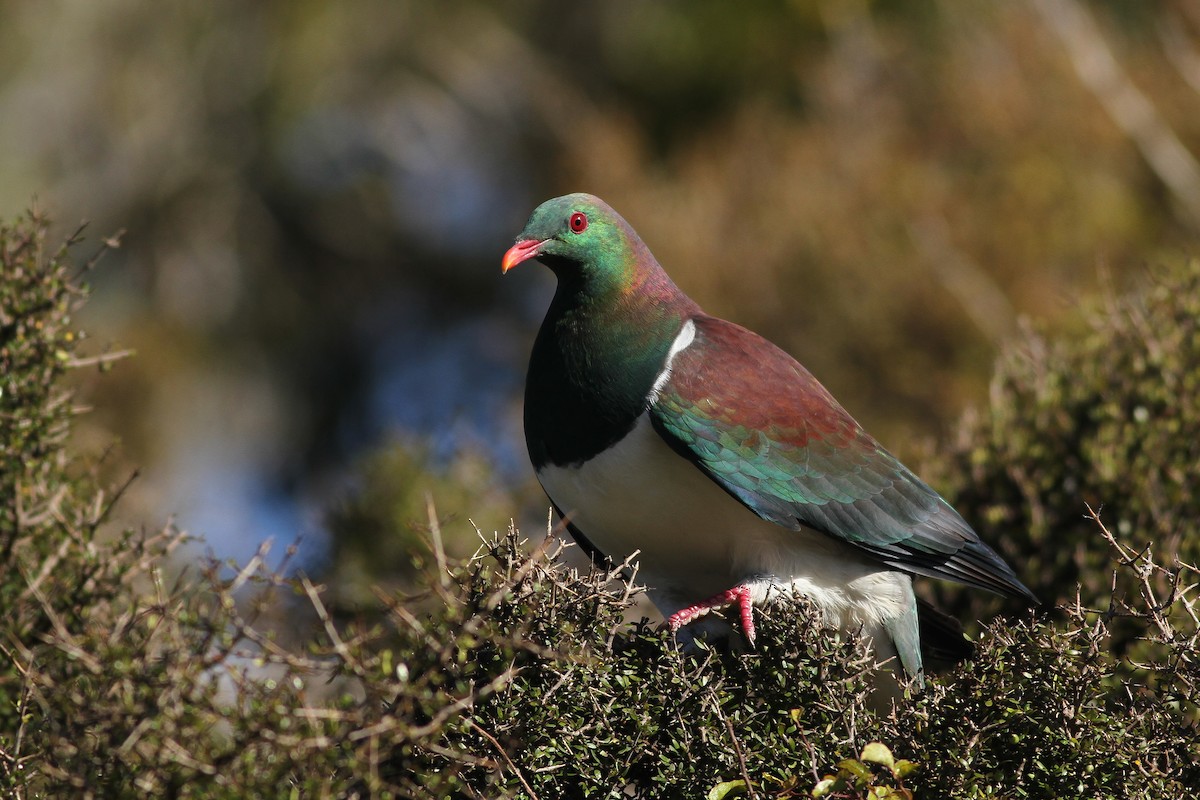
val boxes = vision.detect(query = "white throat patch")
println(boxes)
[647,318,696,406]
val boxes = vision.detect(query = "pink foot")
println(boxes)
[666,585,757,645]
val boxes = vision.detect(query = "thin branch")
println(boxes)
[708,689,758,800]
[65,349,134,369]
[300,574,369,681]
[465,718,541,800]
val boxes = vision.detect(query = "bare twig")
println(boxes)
[709,689,758,800]
[465,718,541,800]
[426,492,450,592]
[65,349,134,369]
[300,574,369,681]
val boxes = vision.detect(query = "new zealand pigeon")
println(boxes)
[502,193,1036,685]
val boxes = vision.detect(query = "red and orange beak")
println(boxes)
[501,239,547,273]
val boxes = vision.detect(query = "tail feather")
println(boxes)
[917,597,974,667]
[882,596,924,689]
[882,596,975,693]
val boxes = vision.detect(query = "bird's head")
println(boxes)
[502,193,649,295]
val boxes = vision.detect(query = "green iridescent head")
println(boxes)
[502,193,652,296]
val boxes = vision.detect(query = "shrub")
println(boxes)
[1,212,1196,798]
[929,258,1200,618]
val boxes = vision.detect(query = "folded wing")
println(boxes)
[649,316,1036,601]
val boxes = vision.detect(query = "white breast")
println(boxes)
[536,413,913,637]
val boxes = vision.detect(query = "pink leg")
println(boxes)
[666,584,757,645]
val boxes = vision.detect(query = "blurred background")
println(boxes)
[1,0,1198,601]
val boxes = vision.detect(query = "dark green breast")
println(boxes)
[524,278,684,468]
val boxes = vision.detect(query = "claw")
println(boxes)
[667,584,757,645]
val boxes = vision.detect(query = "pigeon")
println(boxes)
[503,193,1036,685]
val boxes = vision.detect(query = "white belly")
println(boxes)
[537,414,913,638]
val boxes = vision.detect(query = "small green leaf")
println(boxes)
[860,742,895,770]
[811,777,840,797]
[707,779,747,800]
[893,758,918,778]
[838,758,874,782]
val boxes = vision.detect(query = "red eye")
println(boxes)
[569,212,588,233]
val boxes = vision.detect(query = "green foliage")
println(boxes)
[0,211,131,764]
[1,213,97,560]
[897,589,1197,797]
[928,258,1200,622]
[811,742,916,799]
[444,560,873,798]
[324,436,516,606]
[1,212,1197,798]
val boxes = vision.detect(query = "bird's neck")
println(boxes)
[525,267,697,468]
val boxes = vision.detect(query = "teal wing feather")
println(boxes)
[650,316,1036,601]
